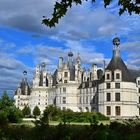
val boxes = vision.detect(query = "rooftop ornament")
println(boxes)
[23,70,27,75]
[113,37,120,48]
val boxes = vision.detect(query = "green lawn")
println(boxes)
[10,119,110,127]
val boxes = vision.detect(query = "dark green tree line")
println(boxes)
[0,91,22,125]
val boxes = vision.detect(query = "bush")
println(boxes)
[22,105,31,118]
[33,106,41,118]
[0,110,8,126]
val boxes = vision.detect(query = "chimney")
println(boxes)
[91,64,98,81]
[59,57,63,68]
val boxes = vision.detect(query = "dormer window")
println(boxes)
[114,70,122,81]
[105,71,111,81]
[107,74,110,79]
[116,73,120,79]
[136,78,140,87]
[64,72,68,77]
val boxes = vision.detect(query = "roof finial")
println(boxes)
[113,36,120,49]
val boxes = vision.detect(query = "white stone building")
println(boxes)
[14,37,140,119]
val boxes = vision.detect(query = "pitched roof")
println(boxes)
[106,49,135,82]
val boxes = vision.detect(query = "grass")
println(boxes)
[10,119,110,127]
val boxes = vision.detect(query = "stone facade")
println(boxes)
[14,38,140,119]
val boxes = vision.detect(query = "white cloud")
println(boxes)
[0,0,137,41]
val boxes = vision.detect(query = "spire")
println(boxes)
[41,62,46,71]
[23,70,27,83]
[76,52,81,65]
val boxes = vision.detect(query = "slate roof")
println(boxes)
[129,69,140,81]
[106,49,135,82]
[79,80,100,89]
[15,78,30,95]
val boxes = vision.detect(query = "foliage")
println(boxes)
[43,105,61,121]
[33,105,41,118]
[22,105,31,118]
[42,0,140,27]
[1,119,140,140]
[0,91,22,125]
[0,110,8,126]
[39,106,109,125]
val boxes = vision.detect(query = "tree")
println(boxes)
[33,106,41,118]
[43,105,61,122]
[22,105,31,118]
[42,0,140,27]
[0,91,22,124]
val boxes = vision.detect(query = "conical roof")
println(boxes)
[106,49,134,82]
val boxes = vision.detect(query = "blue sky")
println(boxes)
[0,0,140,97]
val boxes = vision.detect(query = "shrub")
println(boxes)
[22,105,31,118]
[33,106,41,118]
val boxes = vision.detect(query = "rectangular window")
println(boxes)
[79,97,82,104]
[116,73,120,79]
[138,81,140,85]
[106,83,111,89]
[139,88,140,93]
[115,83,120,89]
[84,77,86,81]
[64,80,67,83]
[86,88,88,94]
[106,74,110,80]
[86,96,88,104]
[106,106,111,115]
[62,97,66,104]
[115,93,120,101]
[115,106,121,116]
[139,97,140,104]
[106,93,111,101]
[63,87,66,93]
[64,72,68,77]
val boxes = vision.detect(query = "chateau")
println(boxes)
[14,38,140,119]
